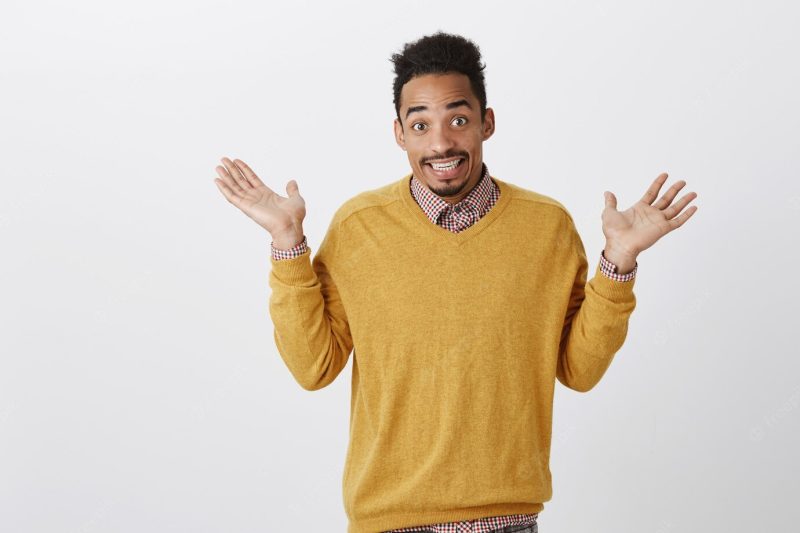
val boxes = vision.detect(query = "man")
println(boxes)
[214,32,697,533]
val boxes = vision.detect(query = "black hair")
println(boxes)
[390,31,487,124]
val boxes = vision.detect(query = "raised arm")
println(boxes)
[556,214,637,392]
[557,171,698,392]
[214,157,353,391]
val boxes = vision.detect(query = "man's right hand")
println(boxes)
[214,157,306,248]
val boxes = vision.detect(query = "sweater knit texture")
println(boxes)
[268,170,638,533]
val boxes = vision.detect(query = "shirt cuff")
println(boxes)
[599,249,637,282]
[271,235,309,260]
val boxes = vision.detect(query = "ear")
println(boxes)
[481,107,496,141]
[393,118,406,151]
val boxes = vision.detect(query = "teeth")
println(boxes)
[430,159,462,170]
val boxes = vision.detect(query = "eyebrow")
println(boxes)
[405,99,472,120]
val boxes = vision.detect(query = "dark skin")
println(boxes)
[393,72,495,205]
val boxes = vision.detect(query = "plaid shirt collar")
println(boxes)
[409,162,495,224]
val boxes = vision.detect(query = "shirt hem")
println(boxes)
[348,502,545,533]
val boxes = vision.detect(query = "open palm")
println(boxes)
[214,157,306,236]
[602,172,698,257]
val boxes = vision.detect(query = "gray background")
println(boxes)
[1,0,798,531]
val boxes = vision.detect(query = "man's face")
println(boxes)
[393,72,495,205]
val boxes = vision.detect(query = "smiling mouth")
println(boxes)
[427,157,464,171]
[424,157,466,180]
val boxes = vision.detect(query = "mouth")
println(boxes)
[424,157,466,180]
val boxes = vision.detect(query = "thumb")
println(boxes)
[286,179,299,197]
[604,191,617,210]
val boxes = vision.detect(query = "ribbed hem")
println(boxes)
[269,247,318,286]
[588,262,636,301]
[348,503,544,533]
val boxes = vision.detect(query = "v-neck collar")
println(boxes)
[409,163,495,225]
[398,170,513,247]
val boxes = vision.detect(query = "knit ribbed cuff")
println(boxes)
[588,262,636,301]
[269,247,318,286]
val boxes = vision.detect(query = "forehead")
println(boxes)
[400,72,476,110]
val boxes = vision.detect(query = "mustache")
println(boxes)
[421,151,469,165]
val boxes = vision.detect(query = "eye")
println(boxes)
[452,117,467,126]
[411,122,427,131]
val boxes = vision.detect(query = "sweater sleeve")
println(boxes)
[556,214,637,393]
[267,212,353,391]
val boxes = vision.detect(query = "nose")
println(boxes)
[428,123,456,155]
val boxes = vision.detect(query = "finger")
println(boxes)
[221,157,252,190]
[286,179,300,198]
[214,177,242,207]
[233,158,270,191]
[639,172,669,205]
[663,191,698,219]
[215,164,247,196]
[653,180,687,210]
[604,191,617,210]
[668,205,698,231]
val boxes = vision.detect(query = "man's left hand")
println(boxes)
[601,172,698,274]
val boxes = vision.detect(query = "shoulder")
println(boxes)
[330,175,407,225]
[499,178,576,224]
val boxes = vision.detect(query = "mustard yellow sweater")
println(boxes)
[268,174,637,533]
